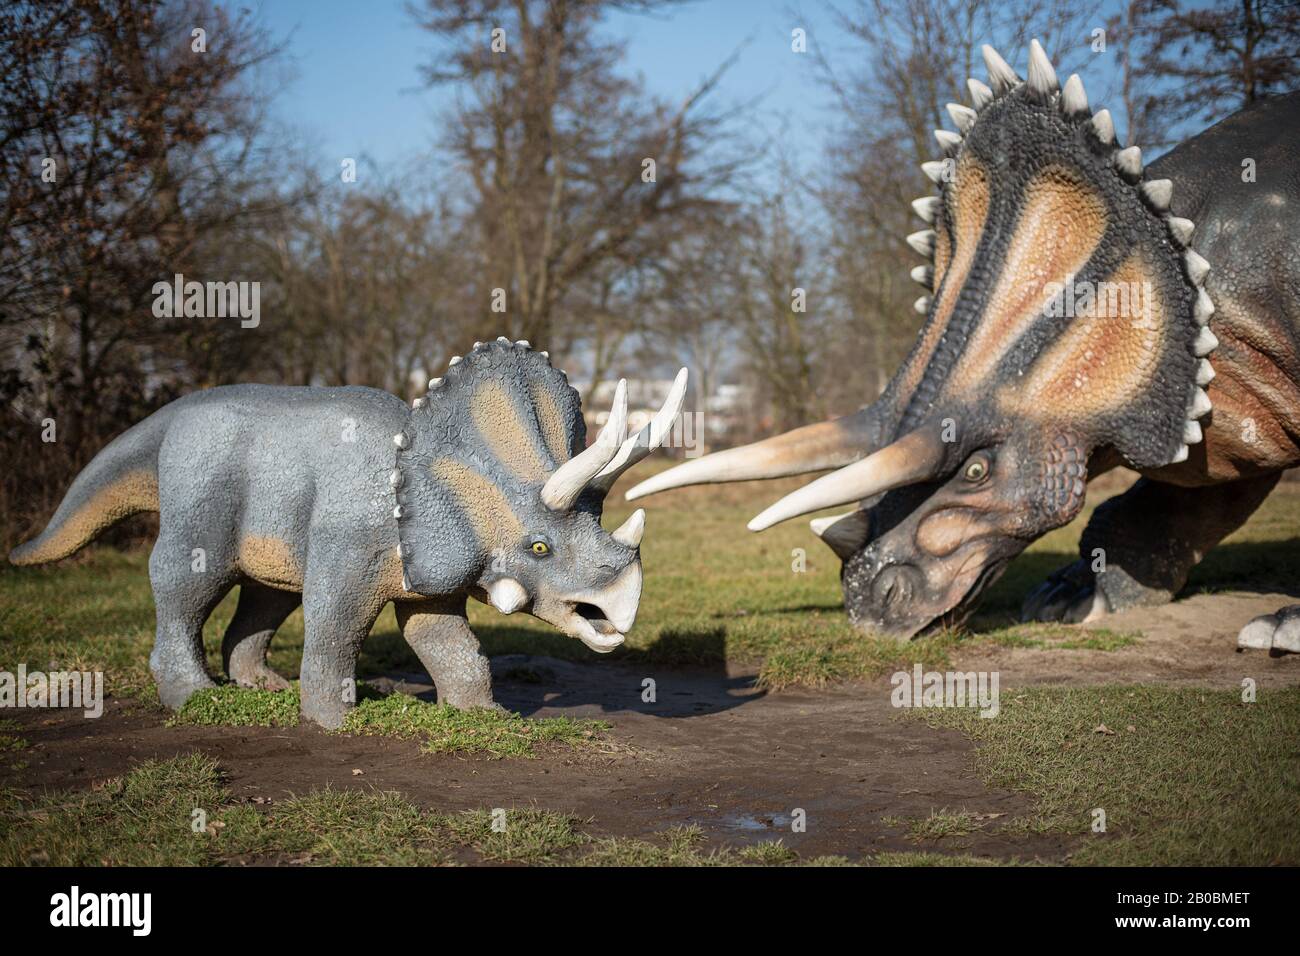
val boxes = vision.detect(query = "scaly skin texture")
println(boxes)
[10,340,655,726]
[1026,94,1300,640]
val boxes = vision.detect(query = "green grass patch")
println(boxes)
[866,850,1009,866]
[889,808,986,842]
[1,756,876,867]
[170,684,302,728]
[167,682,608,759]
[445,808,590,863]
[907,685,1300,865]
[0,719,28,752]
[0,753,230,866]
[976,624,1141,652]
[218,788,456,866]
[340,692,608,758]
[0,755,453,866]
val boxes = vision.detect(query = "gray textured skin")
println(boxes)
[10,340,646,726]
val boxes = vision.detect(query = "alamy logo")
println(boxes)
[151,272,260,328]
[50,886,151,936]
[890,664,999,718]
[0,666,103,718]
[1043,272,1155,327]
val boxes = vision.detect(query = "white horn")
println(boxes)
[1061,74,1088,115]
[625,407,877,501]
[1026,39,1058,98]
[540,379,628,511]
[982,44,1020,95]
[748,426,946,532]
[589,368,688,494]
[611,508,646,548]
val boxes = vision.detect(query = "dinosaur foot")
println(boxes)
[227,643,291,691]
[437,686,505,712]
[1021,559,1180,624]
[1020,560,1110,624]
[1237,605,1300,657]
[153,673,217,711]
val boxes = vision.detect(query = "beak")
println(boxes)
[532,560,643,654]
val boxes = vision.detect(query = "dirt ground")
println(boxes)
[966,589,1300,687]
[5,588,1295,864]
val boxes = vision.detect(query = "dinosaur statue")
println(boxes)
[628,42,1299,654]
[10,338,688,726]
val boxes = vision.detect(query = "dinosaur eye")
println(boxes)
[529,540,551,556]
[963,458,989,482]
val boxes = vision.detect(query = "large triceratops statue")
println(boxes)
[10,338,688,727]
[629,41,1299,655]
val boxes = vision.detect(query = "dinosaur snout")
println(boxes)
[528,558,643,654]
[872,564,923,612]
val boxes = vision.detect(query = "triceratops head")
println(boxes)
[394,337,687,652]
[628,40,1217,638]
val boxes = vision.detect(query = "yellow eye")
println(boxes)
[530,541,550,556]
[964,459,988,482]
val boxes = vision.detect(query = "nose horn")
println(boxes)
[611,508,645,548]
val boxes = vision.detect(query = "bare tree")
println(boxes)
[0,0,289,439]
[1134,0,1300,143]
[408,0,743,367]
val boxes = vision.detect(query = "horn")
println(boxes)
[540,379,628,511]
[624,406,879,501]
[487,578,528,614]
[1026,38,1058,99]
[982,44,1020,95]
[809,509,871,560]
[611,508,646,548]
[747,425,947,532]
[588,368,688,494]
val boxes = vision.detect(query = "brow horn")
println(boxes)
[589,368,689,495]
[541,379,628,511]
[624,406,879,501]
[747,425,948,531]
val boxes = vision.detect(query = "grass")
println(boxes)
[884,808,987,842]
[906,684,1300,865]
[170,684,302,728]
[0,756,915,867]
[339,691,608,758]
[1,473,1298,866]
[975,624,1142,652]
[169,682,607,758]
[0,719,28,753]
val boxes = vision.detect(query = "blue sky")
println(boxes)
[258,0,1218,182]
[260,0,844,177]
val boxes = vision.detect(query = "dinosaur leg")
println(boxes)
[221,583,299,691]
[147,533,230,710]
[396,597,499,710]
[298,569,382,729]
[1023,473,1281,623]
[1237,606,1300,656]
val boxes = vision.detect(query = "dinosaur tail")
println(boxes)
[8,408,174,566]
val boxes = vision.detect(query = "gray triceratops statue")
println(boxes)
[10,338,687,727]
